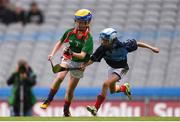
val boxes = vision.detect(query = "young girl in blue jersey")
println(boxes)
[82,28,160,116]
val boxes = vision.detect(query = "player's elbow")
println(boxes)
[78,52,86,59]
[137,41,143,46]
[137,41,147,47]
[78,55,86,59]
[81,53,86,59]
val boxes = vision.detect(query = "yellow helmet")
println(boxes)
[74,9,92,21]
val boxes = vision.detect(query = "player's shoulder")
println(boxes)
[120,38,137,46]
[125,39,137,43]
[124,39,138,52]
[84,32,93,42]
[98,45,111,51]
[87,31,93,38]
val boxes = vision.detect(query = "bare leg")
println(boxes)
[65,76,79,101]
[47,71,68,101]
[40,71,68,109]
[63,74,80,116]
[93,74,119,111]
[101,74,119,96]
[51,71,68,89]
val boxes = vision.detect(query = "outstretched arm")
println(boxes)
[48,41,63,60]
[84,60,94,67]
[80,60,94,69]
[81,45,105,69]
[137,42,160,53]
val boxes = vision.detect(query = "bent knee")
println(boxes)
[103,80,111,87]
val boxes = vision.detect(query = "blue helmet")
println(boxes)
[100,28,117,43]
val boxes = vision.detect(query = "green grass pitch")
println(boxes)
[0,117,180,121]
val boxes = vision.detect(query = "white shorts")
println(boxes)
[60,58,85,79]
[108,67,129,81]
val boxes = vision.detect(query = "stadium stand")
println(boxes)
[0,0,180,89]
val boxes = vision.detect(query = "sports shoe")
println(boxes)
[40,99,51,109]
[86,106,97,116]
[63,111,71,117]
[123,83,132,100]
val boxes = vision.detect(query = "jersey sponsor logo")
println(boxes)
[69,39,82,47]
[75,41,81,47]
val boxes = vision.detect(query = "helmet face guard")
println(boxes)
[74,9,92,31]
[99,28,117,45]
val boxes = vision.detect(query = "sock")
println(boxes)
[119,85,126,92]
[94,94,105,110]
[63,100,71,113]
[47,89,58,101]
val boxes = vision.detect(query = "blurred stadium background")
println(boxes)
[0,0,180,117]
